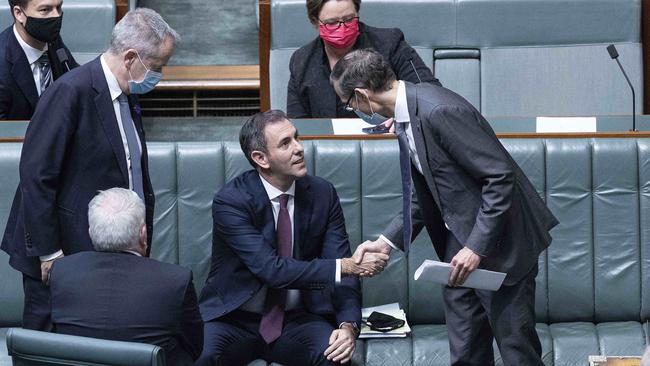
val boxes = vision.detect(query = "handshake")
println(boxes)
[341,238,393,278]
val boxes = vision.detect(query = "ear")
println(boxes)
[138,224,148,254]
[251,150,269,170]
[123,49,138,69]
[13,6,26,24]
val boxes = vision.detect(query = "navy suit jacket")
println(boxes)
[287,22,439,118]
[0,25,78,120]
[0,57,154,279]
[50,251,203,365]
[199,171,361,326]
[383,82,559,285]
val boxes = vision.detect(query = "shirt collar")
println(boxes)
[259,174,295,201]
[122,250,143,257]
[13,24,47,65]
[394,80,410,123]
[100,54,124,102]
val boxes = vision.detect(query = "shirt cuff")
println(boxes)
[379,235,399,251]
[40,250,63,262]
[335,259,341,284]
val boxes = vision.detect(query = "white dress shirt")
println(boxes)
[240,174,342,313]
[40,56,143,262]
[13,25,47,96]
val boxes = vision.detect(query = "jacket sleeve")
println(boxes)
[0,79,10,119]
[388,28,440,87]
[382,183,425,251]
[20,80,79,257]
[179,275,204,361]
[213,192,337,290]
[286,51,311,118]
[318,184,361,326]
[427,105,514,256]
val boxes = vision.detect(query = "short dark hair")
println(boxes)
[8,0,29,18]
[330,49,396,100]
[239,110,290,168]
[306,0,361,24]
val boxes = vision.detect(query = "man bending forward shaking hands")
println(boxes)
[331,50,559,366]
[197,110,388,366]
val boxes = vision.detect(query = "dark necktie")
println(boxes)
[37,53,52,95]
[117,94,144,200]
[395,122,412,256]
[259,194,292,344]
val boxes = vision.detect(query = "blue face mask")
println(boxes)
[347,93,389,125]
[127,52,162,95]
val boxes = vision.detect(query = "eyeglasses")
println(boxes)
[319,16,359,31]
[344,93,355,112]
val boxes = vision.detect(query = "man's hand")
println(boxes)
[380,118,395,134]
[341,251,389,277]
[352,238,391,264]
[448,247,481,287]
[40,253,64,285]
[324,325,356,363]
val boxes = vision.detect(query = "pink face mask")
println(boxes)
[319,17,360,49]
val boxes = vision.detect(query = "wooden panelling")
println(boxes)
[259,0,271,111]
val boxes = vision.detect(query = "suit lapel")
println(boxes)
[293,177,312,259]
[405,82,443,211]
[90,57,129,184]
[6,32,39,110]
[314,40,338,117]
[251,173,278,248]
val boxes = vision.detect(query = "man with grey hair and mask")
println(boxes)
[1,8,178,331]
[49,188,203,365]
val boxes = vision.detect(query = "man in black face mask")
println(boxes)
[0,0,78,120]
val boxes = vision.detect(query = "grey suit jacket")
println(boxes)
[383,82,558,285]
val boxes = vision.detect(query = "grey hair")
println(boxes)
[88,188,145,252]
[329,48,396,100]
[108,8,180,61]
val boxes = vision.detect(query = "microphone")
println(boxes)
[607,44,636,131]
[56,48,71,72]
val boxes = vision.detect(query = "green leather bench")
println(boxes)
[1,138,649,365]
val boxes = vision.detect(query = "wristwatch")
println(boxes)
[339,321,360,337]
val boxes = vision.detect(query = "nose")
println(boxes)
[293,139,304,154]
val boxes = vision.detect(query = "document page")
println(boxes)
[414,260,506,291]
[331,118,374,135]
[536,116,597,132]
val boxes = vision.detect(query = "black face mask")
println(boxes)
[23,14,62,43]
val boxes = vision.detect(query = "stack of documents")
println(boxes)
[359,302,411,338]
[414,260,506,291]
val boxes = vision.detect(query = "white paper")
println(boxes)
[414,260,506,291]
[361,302,401,319]
[331,118,374,135]
[535,116,597,133]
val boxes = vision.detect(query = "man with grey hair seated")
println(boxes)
[49,188,203,365]
[2,8,179,331]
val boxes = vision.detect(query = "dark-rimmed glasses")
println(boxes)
[319,16,359,31]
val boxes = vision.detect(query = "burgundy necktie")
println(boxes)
[259,194,292,344]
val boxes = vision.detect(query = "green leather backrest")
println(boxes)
[6,328,165,366]
[2,138,650,328]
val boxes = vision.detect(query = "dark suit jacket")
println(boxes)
[199,171,361,327]
[0,25,78,120]
[0,57,154,279]
[50,251,203,365]
[287,23,440,118]
[383,82,559,285]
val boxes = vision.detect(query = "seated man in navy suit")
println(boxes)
[197,110,389,366]
[0,0,78,120]
[49,188,204,366]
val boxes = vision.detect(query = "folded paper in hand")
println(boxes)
[414,260,506,291]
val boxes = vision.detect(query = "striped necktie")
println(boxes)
[395,122,412,255]
[37,53,52,95]
[117,94,144,200]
